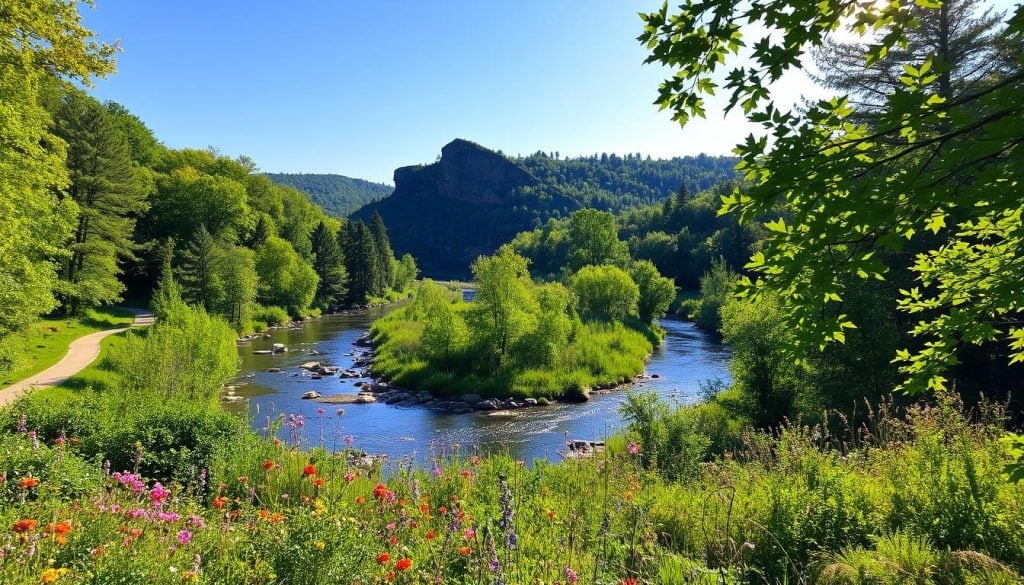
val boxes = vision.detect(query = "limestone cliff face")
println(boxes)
[352,139,578,278]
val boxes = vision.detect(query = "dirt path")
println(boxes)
[0,308,154,406]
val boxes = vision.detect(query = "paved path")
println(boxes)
[0,308,154,406]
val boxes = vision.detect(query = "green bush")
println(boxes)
[253,305,291,326]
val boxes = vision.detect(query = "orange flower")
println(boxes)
[312,477,325,488]
[372,483,390,499]
[377,552,390,564]
[419,504,430,515]
[303,464,317,477]
[388,536,398,546]
[43,520,72,545]
[395,558,412,571]
[458,546,472,556]
[355,496,366,505]
[12,519,37,533]
[238,476,249,483]
[262,460,275,471]
[212,496,229,509]
[546,510,556,519]
[438,506,448,515]
[425,530,436,540]
[18,476,39,489]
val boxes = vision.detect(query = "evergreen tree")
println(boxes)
[179,225,223,311]
[248,214,273,248]
[370,211,395,293]
[151,242,183,322]
[343,221,379,306]
[53,90,149,315]
[215,244,257,329]
[310,220,348,310]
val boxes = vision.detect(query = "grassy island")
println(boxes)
[368,246,675,400]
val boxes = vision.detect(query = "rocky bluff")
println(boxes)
[351,139,578,278]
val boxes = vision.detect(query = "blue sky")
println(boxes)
[83,1,801,183]
[80,1,1011,184]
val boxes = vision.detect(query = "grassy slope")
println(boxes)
[1,307,134,388]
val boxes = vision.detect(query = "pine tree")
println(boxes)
[814,0,1005,109]
[53,90,149,315]
[343,220,379,306]
[310,220,348,310]
[179,225,224,311]
[370,211,395,294]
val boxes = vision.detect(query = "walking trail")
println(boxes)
[0,308,154,407]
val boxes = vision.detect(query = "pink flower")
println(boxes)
[343,435,354,445]
[343,472,356,483]
[463,528,476,540]
[177,529,192,545]
[156,511,181,523]
[627,442,640,455]
[126,508,148,519]
[149,483,170,505]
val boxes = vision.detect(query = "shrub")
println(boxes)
[253,305,291,326]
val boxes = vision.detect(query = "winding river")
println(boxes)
[225,302,731,462]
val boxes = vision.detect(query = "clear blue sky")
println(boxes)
[84,1,808,183]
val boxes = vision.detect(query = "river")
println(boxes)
[225,303,731,462]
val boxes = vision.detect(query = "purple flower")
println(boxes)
[126,508,148,519]
[343,435,354,445]
[564,566,578,583]
[157,511,181,523]
[177,530,193,545]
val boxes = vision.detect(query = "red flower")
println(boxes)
[312,477,325,488]
[303,464,317,477]
[18,477,39,489]
[388,536,398,546]
[621,579,638,585]
[419,504,430,515]
[237,476,249,483]
[438,506,448,515]
[262,460,275,470]
[395,558,412,571]
[425,530,436,540]
[377,552,390,564]
[372,482,390,500]
[212,496,229,509]
[43,520,72,544]
[458,546,471,556]
[547,510,556,519]
[12,519,37,533]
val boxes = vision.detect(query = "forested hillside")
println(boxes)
[264,173,393,217]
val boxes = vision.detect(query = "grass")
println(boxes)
[0,307,134,388]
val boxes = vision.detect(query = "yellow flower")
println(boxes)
[41,567,69,583]
[313,540,326,550]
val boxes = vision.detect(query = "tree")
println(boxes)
[150,166,250,242]
[566,209,629,271]
[151,242,183,322]
[393,253,419,292]
[104,101,161,166]
[52,90,149,314]
[178,226,224,312]
[215,244,257,329]
[417,282,468,369]
[343,221,379,306]
[370,211,395,293]
[255,236,318,314]
[570,265,639,323]
[814,0,1006,111]
[630,260,676,324]
[310,220,347,310]
[640,1,1024,394]
[471,246,539,367]
[515,282,572,368]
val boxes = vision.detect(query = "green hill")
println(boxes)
[265,173,393,217]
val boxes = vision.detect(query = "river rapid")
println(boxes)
[225,303,731,463]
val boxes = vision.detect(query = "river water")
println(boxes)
[225,304,731,462]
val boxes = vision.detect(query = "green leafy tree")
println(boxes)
[640,1,1024,393]
[570,265,639,323]
[370,211,395,293]
[151,242,183,322]
[255,236,318,314]
[150,166,250,242]
[215,244,257,329]
[566,209,629,271]
[471,246,539,367]
[630,260,676,324]
[310,220,348,310]
[343,220,379,305]
[393,253,419,292]
[693,258,735,333]
[514,282,572,368]
[417,281,469,369]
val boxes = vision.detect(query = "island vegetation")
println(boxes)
[2,0,1024,584]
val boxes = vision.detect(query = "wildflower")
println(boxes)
[386,523,396,531]
[498,476,517,549]
[546,510,556,519]
[377,552,391,564]
[395,558,412,571]
[419,504,430,515]
[54,436,65,445]
[344,435,354,445]
[177,530,193,545]
[43,521,72,544]
[564,566,578,583]
[12,519,37,533]
[620,579,638,585]
[238,476,250,483]
[458,546,472,556]
[18,476,39,489]
[313,477,325,488]
[627,442,640,455]
[150,483,170,505]
[157,512,181,523]
[40,568,69,583]
[438,506,448,515]
[316,407,326,415]
[388,536,398,546]
[314,540,326,550]
[262,460,275,471]
[343,472,356,483]
[469,455,480,466]
[425,530,436,540]
[303,464,317,477]
[212,496,229,509]
[463,528,476,540]
[355,496,366,505]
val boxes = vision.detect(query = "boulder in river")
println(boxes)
[267,368,281,373]
[562,387,591,403]
[272,343,287,354]
[459,393,483,405]
[302,391,321,399]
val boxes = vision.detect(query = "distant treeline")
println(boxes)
[264,173,393,217]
